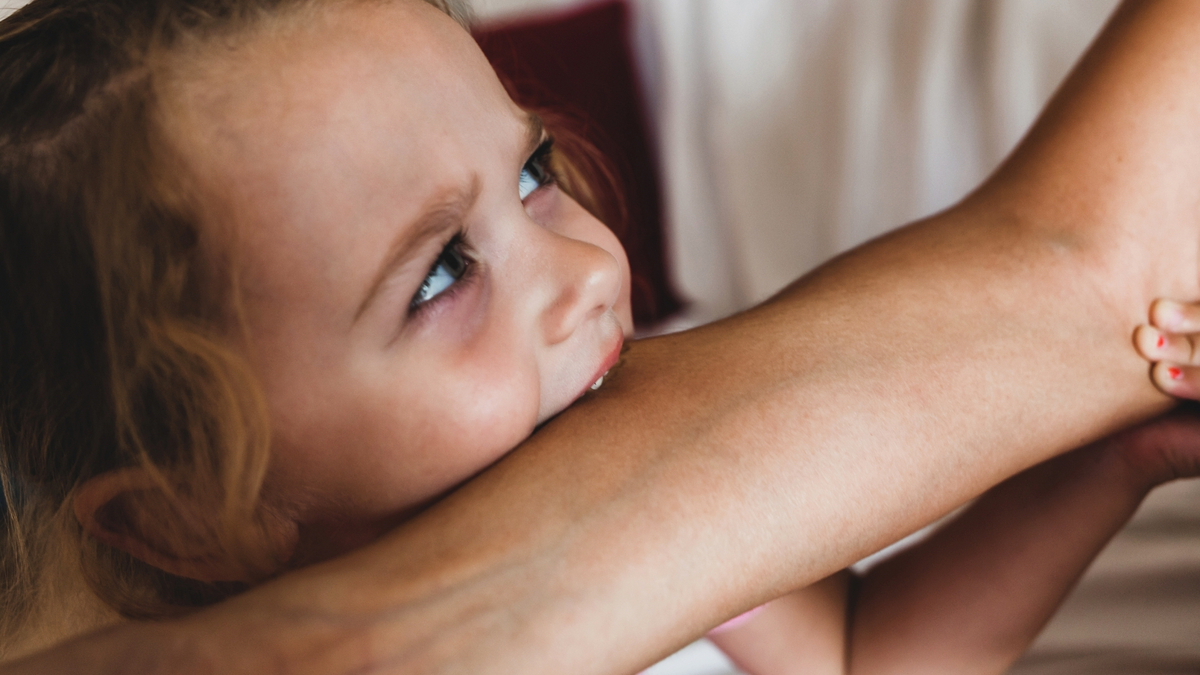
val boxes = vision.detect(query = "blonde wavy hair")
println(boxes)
[0,0,474,658]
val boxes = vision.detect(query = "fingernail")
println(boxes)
[1157,300,1185,330]
[1169,367,1183,380]
[1157,334,1166,349]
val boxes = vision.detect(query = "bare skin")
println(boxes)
[712,412,1200,675]
[7,0,1200,673]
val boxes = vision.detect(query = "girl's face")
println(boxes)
[163,0,633,558]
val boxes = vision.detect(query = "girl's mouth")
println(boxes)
[583,335,624,396]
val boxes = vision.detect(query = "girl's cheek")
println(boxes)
[443,336,544,461]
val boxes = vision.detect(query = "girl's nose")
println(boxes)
[538,232,623,346]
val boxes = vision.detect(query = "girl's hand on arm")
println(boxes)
[687,293,1200,675]
[1136,298,1200,399]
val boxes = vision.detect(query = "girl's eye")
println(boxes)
[518,138,555,200]
[411,235,471,310]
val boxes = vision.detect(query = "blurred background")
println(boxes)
[2,0,1198,672]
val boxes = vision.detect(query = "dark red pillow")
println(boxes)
[474,0,682,327]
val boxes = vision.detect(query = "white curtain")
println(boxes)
[631,0,1117,325]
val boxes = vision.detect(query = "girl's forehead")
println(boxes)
[161,0,524,244]
[161,0,518,177]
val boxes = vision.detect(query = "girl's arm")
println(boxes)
[713,414,1200,675]
[8,1,1200,674]
[708,575,852,675]
[848,415,1200,675]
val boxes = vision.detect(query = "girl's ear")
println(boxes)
[72,468,296,583]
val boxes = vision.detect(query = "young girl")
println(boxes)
[2,0,1200,672]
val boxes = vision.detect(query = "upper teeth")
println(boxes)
[590,372,608,391]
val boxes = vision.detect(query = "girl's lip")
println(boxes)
[582,335,624,398]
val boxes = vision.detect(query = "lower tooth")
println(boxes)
[590,375,605,391]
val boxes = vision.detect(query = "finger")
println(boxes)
[1135,324,1200,365]
[1150,361,1200,400]
[1150,298,1200,333]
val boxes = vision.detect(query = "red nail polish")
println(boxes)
[1157,335,1166,349]
[1169,367,1183,380]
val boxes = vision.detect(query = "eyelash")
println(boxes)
[519,137,556,200]
[408,138,556,315]
[409,233,475,315]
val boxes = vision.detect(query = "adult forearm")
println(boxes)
[9,200,1162,675]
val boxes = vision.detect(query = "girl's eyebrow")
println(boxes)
[354,178,480,323]
[353,112,541,325]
